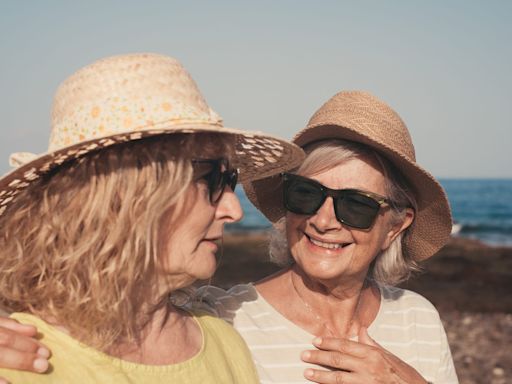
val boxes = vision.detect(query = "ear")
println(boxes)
[381,208,415,251]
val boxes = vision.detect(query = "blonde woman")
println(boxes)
[0,53,302,383]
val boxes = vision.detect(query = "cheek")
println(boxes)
[158,234,183,272]
[285,213,305,238]
[360,218,394,253]
[284,216,302,260]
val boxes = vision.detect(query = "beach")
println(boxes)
[211,232,512,384]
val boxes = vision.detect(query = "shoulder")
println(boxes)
[194,312,258,370]
[193,312,260,384]
[380,284,439,311]
[192,284,257,323]
[377,284,443,325]
[193,311,235,333]
[372,287,458,383]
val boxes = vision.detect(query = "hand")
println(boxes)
[301,327,428,384]
[0,316,50,382]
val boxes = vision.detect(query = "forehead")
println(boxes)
[302,156,387,194]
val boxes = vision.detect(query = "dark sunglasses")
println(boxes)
[282,173,395,229]
[192,158,238,204]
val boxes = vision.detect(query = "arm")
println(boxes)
[0,317,50,377]
[301,327,429,384]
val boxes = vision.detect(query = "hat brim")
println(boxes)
[0,122,305,217]
[244,123,452,261]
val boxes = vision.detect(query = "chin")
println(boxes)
[296,259,346,282]
[193,256,218,280]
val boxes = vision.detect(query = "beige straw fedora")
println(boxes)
[244,91,452,261]
[0,53,304,217]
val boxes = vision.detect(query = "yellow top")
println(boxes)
[1,312,259,384]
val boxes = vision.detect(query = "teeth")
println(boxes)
[309,237,343,249]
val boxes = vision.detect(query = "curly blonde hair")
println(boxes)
[0,133,233,350]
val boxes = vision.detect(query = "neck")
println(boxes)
[293,264,368,299]
[289,265,373,338]
[107,304,202,365]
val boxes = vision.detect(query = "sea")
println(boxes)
[227,179,512,247]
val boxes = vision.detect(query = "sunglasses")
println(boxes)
[282,173,395,229]
[192,158,238,204]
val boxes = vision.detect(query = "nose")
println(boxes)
[215,186,244,223]
[309,196,342,232]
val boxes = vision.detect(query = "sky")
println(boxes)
[1,0,511,178]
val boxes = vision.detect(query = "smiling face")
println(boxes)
[158,161,243,290]
[286,155,408,287]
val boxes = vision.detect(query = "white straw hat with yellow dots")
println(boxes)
[0,53,304,217]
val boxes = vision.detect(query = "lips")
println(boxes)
[306,234,351,250]
[203,234,223,242]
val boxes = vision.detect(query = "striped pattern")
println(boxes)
[196,284,458,384]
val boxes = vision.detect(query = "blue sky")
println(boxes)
[1,0,510,178]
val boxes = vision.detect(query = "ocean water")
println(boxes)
[440,179,512,246]
[227,179,512,247]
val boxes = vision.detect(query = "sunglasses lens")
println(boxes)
[193,159,234,204]
[283,174,384,230]
[209,170,223,203]
[209,163,238,204]
[335,192,381,229]
[284,177,324,215]
[227,170,238,191]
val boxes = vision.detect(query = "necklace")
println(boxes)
[289,269,366,338]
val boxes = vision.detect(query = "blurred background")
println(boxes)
[1,2,510,383]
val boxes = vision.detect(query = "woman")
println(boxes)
[198,92,457,383]
[0,53,303,382]
[0,91,457,383]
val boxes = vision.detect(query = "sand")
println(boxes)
[211,232,512,384]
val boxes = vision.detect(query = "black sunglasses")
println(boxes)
[282,173,395,230]
[192,158,238,204]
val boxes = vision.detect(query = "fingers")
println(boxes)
[304,335,428,384]
[302,349,359,373]
[301,336,385,383]
[312,337,372,358]
[304,367,356,384]
[0,318,38,337]
[0,326,49,357]
[0,346,49,373]
[0,321,50,373]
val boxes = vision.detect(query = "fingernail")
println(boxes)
[33,358,49,372]
[301,350,311,360]
[304,368,314,378]
[37,347,50,358]
[313,337,322,345]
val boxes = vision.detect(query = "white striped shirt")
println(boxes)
[196,283,458,384]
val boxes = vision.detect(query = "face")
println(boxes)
[286,155,411,287]
[159,160,243,289]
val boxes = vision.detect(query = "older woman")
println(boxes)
[0,53,302,382]
[0,91,457,383]
[200,91,457,383]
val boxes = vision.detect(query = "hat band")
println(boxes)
[49,97,223,151]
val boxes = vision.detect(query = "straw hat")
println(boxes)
[0,53,304,217]
[244,91,452,261]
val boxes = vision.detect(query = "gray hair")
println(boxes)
[268,139,419,285]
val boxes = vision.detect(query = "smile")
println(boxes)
[306,234,350,250]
